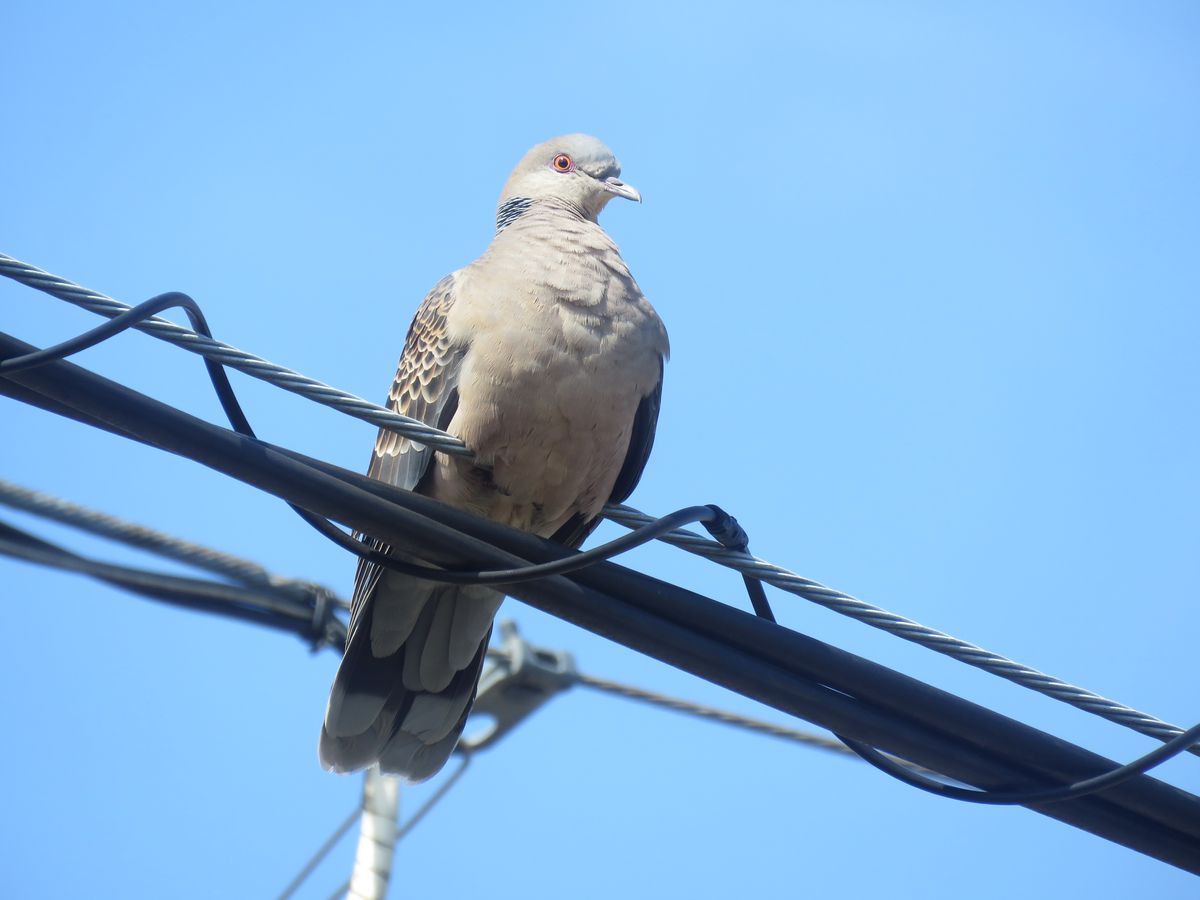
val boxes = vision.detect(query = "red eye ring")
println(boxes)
[552,153,574,172]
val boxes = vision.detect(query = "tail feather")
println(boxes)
[319,578,502,782]
[418,594,459,692]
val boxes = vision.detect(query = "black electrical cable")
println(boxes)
[726,494,1200,813]
[369,505,726,585]
[838,723,1200,805]
[698,505,776,623]
[7,333,1200,871]
[305,503,759,587]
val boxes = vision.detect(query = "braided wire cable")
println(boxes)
[2,251,1193,756]
[0,476,272,586]
[579,672,855,754]
[0,252,471,458]
[0,477,349,610]
[576,672,952,778]
[602,504,1196,755]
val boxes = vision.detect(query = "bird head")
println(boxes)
[497,134,640,226]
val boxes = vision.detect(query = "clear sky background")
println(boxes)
[2,2,1198,897]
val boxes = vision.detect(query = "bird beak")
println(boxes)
[602,176,642,203]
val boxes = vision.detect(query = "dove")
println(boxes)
[320,134,669,781]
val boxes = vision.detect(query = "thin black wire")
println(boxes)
[274,805,362,900]
[680,467,1200,805]
[0,291,253,433]
[1,293,221,378]
[8,290,1199,813]
[741,575,775,623]
[342,504,729,586]
[838,723,1200,806]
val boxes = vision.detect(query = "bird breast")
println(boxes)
[434,213,667,536]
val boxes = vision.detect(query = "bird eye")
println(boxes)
[552,153,574,172]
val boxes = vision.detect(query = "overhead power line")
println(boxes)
[3,258,1200,873]
[578,672,861,757]
[0,252,467,456]
[0,477,345,602]
[0,481,347,650]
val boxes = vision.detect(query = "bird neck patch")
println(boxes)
[496,196,533,233]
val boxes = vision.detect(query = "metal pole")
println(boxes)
[347,769,399,900]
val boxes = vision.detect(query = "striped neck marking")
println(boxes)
[496,196,533,232]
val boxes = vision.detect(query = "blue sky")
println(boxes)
[2,1,1198,897]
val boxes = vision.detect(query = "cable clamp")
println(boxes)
[458,620,577,753]
[702,504,750,552]
[306,584,333,652]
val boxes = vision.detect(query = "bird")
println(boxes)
[319,134,669,781]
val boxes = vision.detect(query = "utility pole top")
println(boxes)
[459,620,578,753]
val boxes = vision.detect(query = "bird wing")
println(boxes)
[323,271,498,782]
[608,356,664,505]
[348,273,465,631]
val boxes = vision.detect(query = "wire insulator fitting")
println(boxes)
[702,505,749,552]
[307,585,335,652]
[699,505,775,622]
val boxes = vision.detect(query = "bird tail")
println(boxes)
[319,575,503,783]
